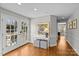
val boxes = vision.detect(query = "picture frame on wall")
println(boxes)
[38,23,49,35]
[69,21,73,29]
[72,19,77,29]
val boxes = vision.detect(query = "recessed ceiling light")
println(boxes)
[34,8,38,11]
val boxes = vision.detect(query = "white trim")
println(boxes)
[66,40,79,55]
[74,48,79,55]
[28,40,34,44]
[49,44,57,47]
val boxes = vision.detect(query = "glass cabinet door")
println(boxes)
[20,21,28,42]
[2,14,18,54]
[2,14,28,54]
[6,19,17,47]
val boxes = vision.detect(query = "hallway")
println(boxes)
[0,3,79,56]
[4,36,78,56]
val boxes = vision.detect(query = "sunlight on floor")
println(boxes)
[57,36,67,50]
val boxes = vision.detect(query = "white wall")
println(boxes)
[31,16,50,43]
[49,15,57,46]
[31,15,57,47]
[66,8,79,55]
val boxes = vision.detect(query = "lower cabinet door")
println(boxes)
[34,39,40,48]
[40,40,48,49]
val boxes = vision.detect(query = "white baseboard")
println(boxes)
[66,40,79,55]
[74,48,79,55]
[29,41,34,44]
[49,44,57,47]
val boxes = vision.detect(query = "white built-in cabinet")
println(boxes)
[0,8,30,55]
[0,11,2,56]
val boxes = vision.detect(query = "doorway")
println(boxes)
[58,22,66,37]
[57,22,66,45]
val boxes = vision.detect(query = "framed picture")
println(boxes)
[69,21,73,29]
[72,19,77,29]
[38,23,49,35]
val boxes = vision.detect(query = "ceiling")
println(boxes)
[0,3,79,20]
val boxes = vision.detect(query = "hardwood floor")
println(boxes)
[4,36,78,56]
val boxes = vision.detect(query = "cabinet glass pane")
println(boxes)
[20,22,28,40]
[6,20,17,47]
